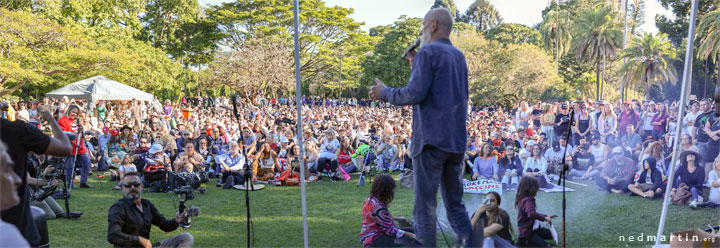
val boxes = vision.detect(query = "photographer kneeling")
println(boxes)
[108,171,193,248]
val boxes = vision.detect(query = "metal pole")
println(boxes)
[292,0,309,247]
[655,0,698,245]
[621,0,628,101]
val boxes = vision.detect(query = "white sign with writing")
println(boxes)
[463,179,502,194]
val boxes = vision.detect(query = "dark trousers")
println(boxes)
[595,177,631,192]
[527,168,549,188]
[222,171,245,186]
[413,146,473,247]
[369,227,418,247]
[518,228,553,248]
[317,157,338,175]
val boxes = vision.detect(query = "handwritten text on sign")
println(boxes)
[463,179,502,194]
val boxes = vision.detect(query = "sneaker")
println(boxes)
[113,185,121,190]
[216,180,223,187]
[610,189,621,194]
[689,200,698,209]
[698,196,704,203]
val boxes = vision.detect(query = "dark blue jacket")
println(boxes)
[381,37,468,157]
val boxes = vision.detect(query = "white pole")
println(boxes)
[654,0,698,245]
[292,0,309,247]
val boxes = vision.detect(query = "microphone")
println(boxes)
[401,39,421,61]
[230,94,240,120]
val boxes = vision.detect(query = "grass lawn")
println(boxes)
[47,172,719,247]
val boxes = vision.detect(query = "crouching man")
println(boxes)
[107,171,193,248]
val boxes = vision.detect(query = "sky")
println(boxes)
[202,0,674,34]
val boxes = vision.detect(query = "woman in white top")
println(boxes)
[597,103,618,145]
[703,157,720,206]
[319,130,339,159]
[516,102,531,129]
[523,144,550,188]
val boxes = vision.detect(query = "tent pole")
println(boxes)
[654,0,698,245]
[292,0,309,247]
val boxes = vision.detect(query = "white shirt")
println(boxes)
[683,110,701,135]
[0,220,29,248]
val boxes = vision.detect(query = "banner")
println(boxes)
[463,179,502,194]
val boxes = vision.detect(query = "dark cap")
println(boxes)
[552,141,560,150]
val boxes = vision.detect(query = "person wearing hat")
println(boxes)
[672,151,706,208]
[144,144,170,173]
[570,144,597,180]
[595,147,636,194]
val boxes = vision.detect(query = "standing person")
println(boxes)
[540,105,556,146]
[1,110,71,247]
[369,8,474,247]
[597,103,618,145]
[515,176,557,248]
[617,102,640,136]
[58,105,93,190]
[516,102,531,129]
[650,103,668,141]
[554,103,572,144]
[530,102,543,131]
[692,99,713,164]
[573,104,592,146]
[641,102,656,140]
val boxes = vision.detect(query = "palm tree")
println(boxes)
[697,9,720,93]
[572,4,623,101]
[539,8,572,72]
[618,33,677,95]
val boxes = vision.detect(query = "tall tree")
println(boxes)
[485,23,542,46]
[627,0,645,35]
[697,9,720,94]
[656,0,716,47]
[207,0,370,92]
[619,33,677,93]
[572,4,623,101]
[207,37,293,102]
[430,0,459,20]
[461,0,502,33]
[539,8,572,68]
[361,16,422,91]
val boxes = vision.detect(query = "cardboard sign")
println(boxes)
[463,179,502,194]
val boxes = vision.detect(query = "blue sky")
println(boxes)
[201,0,674,34]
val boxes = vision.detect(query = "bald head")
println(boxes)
[424,8,454,37]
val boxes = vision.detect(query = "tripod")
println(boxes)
[57,125,84,219]
[230,95,254,248]
[556,107,574,248]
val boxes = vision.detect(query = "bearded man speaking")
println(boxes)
[107,171,194,248]
[369,8,476,247]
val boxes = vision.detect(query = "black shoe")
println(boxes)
[222,177,234,189]
[79,183,93,188]
[216,179,223,187]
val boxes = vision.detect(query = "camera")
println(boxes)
[178,200,200,229]
[173,185,196,200]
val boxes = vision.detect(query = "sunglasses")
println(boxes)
[123,182,143,188]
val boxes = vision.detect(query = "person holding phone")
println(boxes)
[471,192,514,247]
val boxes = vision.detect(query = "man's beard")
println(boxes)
[124,191,141,201]
[419,30,431,47]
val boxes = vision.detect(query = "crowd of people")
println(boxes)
[2,93,720,246]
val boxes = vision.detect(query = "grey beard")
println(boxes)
[419,32,431,47]
[124,192,141,201]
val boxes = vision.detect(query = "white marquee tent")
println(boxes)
[45,75,154,102]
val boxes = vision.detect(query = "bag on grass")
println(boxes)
[399,169,414,188]
[671,183,692,205]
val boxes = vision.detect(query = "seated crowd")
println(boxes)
[2,94,719,219]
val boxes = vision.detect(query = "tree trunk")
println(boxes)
[0,78,30,97]
[601,55,606,100]
[595,43,601,102]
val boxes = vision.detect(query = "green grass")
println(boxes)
[47,173,719,247]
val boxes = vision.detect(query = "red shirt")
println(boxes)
[337,150,353,164]
[58,116,86,154]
